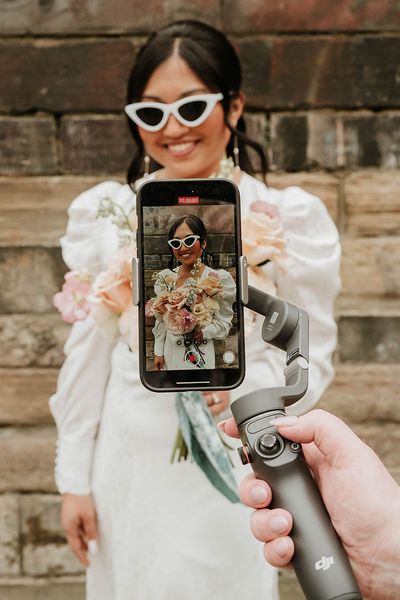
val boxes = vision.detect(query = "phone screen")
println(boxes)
[136,178,246,392]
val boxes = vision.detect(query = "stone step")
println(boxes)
[0,577,84,600]
[1,363,399,425]
[0,426,56,493]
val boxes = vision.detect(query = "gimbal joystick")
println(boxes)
[231,283,362,600]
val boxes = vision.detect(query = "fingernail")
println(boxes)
[270,416,298,427]
[217,420,226,432]
[249,485,268,504]
[275,538,290,558]
[88,540,98,555]
[269,515,289,535]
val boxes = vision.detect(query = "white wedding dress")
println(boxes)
[50,172,341,600]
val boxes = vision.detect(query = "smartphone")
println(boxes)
[134,178,247,393]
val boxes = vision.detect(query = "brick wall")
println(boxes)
[0,2,399,598]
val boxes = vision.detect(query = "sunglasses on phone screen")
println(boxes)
[125,93,224,132]
[167,235,201,250]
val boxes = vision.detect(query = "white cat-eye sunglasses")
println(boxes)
[124,93,224,132]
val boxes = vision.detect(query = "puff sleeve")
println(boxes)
[201,269,236,340]
[234,177,341,416]
[49,181,129,494]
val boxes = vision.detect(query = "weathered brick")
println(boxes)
[0,176,107,247]
[0,0,220,35]
[0,116,57,175]
[243,112,269,172]
[60,115,134,174]
[343,112,400,168]
[0,248,66,314]
[238,36,400,109]
[336,294,400,317]
[0,39,136,112]
[270,111,400,171]
[267,172,339,224]
[338,316,400,363]
[0,426,56,492]
[0,577,84,600]
[344,170,400,236]
[224,0,400,33]
[270,114,308,171]
[341,236,400,297]
[0,368,57,426]
[0,315,69,368]
[320,364,400,423]
[0,494,20,576]
[234,37,272,107]
[20,495,83,576]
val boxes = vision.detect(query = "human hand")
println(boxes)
[154,355,165,370]
[203,390,230,416]
[220,409,400,599]
[61,493,98,567]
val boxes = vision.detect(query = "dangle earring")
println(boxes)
[144,154,150,178]
[233,134,240,173]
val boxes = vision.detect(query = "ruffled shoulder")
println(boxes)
[60,181,135,273]
[239,173,339,259]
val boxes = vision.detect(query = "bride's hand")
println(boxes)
[154,355,165,370]
[203,391,230,416]
[61,493,98,566]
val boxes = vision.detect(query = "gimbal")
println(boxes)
[231,281,362,600]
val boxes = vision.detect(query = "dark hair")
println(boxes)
[167,214,211,270]
[126,20,268,185]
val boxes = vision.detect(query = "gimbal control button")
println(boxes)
[289,442,301,453]
[258,433,282,456]
[238,445,252,465]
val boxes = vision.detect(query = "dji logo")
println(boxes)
[315,555,335,571]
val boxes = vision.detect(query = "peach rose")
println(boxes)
[241,212,287,267]
[91,269,132,314]
[196,274,223,297]
[167,289,189,309]
[152,291,170,315]
[192,302,212,327]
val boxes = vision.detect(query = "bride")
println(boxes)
[50,19,340,600]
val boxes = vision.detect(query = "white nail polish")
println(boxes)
[249,485,268,503]
[88,539,98,555]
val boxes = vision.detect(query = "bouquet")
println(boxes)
[53,198,138,350]
[145,270,224,368]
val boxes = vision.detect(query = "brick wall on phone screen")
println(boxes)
[0,1,399,598]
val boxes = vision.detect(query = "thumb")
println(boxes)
[271,409,363,462]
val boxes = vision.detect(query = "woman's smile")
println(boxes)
[163,140,199,157]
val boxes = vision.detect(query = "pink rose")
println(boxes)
[145,299,156,317]
[91,269,132,314]
[53,271,92,324]
[249,200,280,219]
[164,308,197,334]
